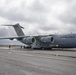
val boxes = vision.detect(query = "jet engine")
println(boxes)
[23,37,35,44]
[40,36,54,43]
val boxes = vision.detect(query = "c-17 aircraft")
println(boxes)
[0,23,76,49]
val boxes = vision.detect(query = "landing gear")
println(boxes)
[40,47,52,50]
[23,46,31,49]
[32,47,52,50]
[43,48,52,50]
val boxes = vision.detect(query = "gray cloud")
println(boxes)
[0,0,48,25]
[59,0,76,25]
[29,0,49,13]
[0,28,9,36]
[39,24,59,31]
[0,0,76,35]
[0,8,25,22]
[0,26,17,36]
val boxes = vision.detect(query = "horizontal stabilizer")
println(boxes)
[2,23,24,29]
[2,23,25,36]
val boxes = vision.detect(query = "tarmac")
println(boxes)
[0,47,76,75]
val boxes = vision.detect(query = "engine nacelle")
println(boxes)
[23,37,35,44]
[40,36,54,43]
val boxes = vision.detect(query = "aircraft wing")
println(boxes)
[0,36,26,40]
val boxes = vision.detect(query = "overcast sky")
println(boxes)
[0,0,76,37]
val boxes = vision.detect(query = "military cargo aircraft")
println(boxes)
[0,23,76,49]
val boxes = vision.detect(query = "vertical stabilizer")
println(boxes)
[13,23,25,36]
[2,23,25,36]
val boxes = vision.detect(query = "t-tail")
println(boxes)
[13,23,25,36]
[3,23,25,36]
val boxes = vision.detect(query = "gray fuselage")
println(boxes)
[19,33,76,49]
[52,34,76,48]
